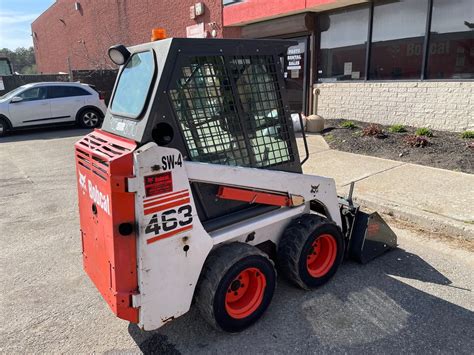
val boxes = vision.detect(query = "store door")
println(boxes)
[282,36,309,115]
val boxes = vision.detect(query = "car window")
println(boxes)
[48,86,91,99]
[0,86,24,100]
[111,51,155,117]
[67,86,91,96]
[18,87,47,102]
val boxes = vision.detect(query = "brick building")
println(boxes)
[33,0,473,131]
[32,0,239,73]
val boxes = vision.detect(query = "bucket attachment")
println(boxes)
[349,211,397,264]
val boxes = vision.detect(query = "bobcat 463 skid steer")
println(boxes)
[75,32,397,333]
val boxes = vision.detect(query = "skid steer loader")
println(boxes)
[75,32,397,333]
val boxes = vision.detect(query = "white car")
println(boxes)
[0,82,107,137]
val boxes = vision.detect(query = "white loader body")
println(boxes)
[128,143,341,330]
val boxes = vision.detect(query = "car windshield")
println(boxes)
[0,86,26,101]
[111,51,155,117]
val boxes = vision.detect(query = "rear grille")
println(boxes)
[75,131,135,181]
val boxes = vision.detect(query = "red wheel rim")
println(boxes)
[306,234,337,278]
[225,267,266,319]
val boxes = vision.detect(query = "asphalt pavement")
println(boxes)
[1,128,473,354]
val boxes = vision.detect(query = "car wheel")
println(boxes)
[0,118,9,137]
[78,109,101,128]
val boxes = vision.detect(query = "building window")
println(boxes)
[370,0,428,80]
[318,6,370,81]
[427,0,474,79]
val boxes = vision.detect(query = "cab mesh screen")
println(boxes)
[169,55,294,168]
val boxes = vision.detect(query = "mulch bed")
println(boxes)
[321,119,473,174]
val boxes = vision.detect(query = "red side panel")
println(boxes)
[75,129,138,322]
[217,186,292,207]
[223,0,335,26]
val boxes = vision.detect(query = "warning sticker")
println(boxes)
[144,172,173,197]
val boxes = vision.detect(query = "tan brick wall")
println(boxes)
[314,82,474,132]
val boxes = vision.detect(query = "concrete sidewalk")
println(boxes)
[296,134,474,239]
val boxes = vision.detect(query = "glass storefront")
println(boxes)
[427,0,474,79]
[317,0,474,81]
[282,37,309,113]
[370,0,428,79]
[319,6,369,81]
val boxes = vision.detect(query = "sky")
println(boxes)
[0,0,54,50]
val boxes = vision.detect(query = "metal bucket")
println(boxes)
[349,211,398,264]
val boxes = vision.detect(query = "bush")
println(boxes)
[389,124,407,133]
[340,120,356,129]
[362,123,386,138]
[415,127,433,137]
[404,134,429,147]
[340,121,357,129]
[461,130,474,139]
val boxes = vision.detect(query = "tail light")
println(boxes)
[99,92,105,101]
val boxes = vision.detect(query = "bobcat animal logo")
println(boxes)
[310,184,320,194]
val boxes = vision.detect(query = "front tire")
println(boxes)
[195,243,276,332]
[78,108,101,128]
[277,214,344,289]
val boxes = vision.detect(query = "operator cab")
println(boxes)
[102,35,302,227]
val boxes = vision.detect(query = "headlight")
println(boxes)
[108,45,130,66]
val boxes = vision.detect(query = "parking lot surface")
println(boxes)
[1,128,473,354]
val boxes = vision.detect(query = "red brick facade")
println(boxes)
[32,0,241,73]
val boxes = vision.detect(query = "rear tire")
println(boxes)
[78,108,102,128]
[0,117,9,137]
[195,242,276,332]
[277,214,344,289]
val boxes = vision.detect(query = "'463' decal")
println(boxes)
[145,204,193,244]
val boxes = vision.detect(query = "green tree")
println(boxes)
[0,47,36,74]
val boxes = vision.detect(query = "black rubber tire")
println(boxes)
[0,117,9,137]
[77,108,102,128]
[277,214,344,290]
[195,242,276,332]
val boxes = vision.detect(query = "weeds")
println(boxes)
[324,134,335,142]
[389,124,407,133]
[340,121,356,129]
[461,130,474,139]
[404,134,429,147]
[362,124,386,138]
[415,127,433,137]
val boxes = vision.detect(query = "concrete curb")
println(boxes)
[353,195,474,240]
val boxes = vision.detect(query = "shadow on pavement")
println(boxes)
[128,248,473,354]
[0,126,91,143]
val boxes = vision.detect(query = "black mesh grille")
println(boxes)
[169,55,293,168]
